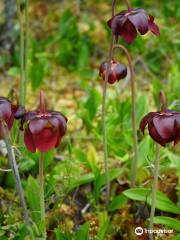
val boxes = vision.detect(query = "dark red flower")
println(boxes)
[0,97,18,138]
[140,110,180,147]
[99,60,127,84]
[22,91,67,153]
[107,8,160,44]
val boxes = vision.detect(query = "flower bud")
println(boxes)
[99,60,127,84]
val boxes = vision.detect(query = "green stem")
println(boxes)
[24,0,29,99]
[149,143,160,240]
[149,90,165,239]
[102,0,116,207]
[2,123,30,226]
[39,152,46,239]
[17,0,28,105]
[113,44,138,188]
[102,36,114,207]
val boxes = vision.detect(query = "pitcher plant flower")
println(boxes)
[21,91,67,238]
[0,97,23,138]
[107,8,160,44]
[99,60,127,84]
[139,91,180,238]
[22,92,67,153]
[140,94,180,146]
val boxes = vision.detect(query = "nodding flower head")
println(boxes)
[108,8,160,44]
[0,97,21,138]
[99,60,127,84]
[140,92,180,147]
[22,91,67,153]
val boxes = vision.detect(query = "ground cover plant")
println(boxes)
[0,0,180,239]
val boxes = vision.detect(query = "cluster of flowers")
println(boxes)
[0,92,67,153]
[99,6,180,146]
[0,6,179,157]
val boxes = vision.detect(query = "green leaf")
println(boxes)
[166,150,180,170]
[75,222,89,240]
[96,212,109,240]
[137,137,150,167]
[153,216,180,231]
[95,168,123,191]
[77,43,89,71]
[54,229,66,240]
[43,149,55,171]
[172,234,180,240]
[26,176,40,225]
[109,194,128,212]
[68,173,95,192]
[87,145,99,178]
[30,59,45,90]
[94,168,123,201]
[136,95,149,124]
[85,89,101,121]
[123,188,180,214]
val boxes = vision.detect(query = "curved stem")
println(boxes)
[158,90,167,112]
[112,0,117,17]
[113,44,138,188]
[124,0,131,11]
[39,152,46,239]
[102,0,116,207]
[1,123,30,226]
[40,91,46,114]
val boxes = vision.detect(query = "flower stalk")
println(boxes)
[17,0,29,105]
[149,91,165,239]
[124,0,131,11]
[1,122,30,226]
[39,91,46,237]
[113,44,138,188]
[102,0,116,207]
[40,91,46,114]
[149,143,160,240]
[39,152,46,239]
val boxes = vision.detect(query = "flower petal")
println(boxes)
[49,116,60,130]
[108,72,117,84]
[120,19,137,44]
[14,105,25,119]
[51,112,67,136]
[107,11,127,35]
[148,15,160,36]
[0,102,11,120]
[33,128,59,152]
[24,127,36,153]
[0,121,3,138]
[148,120,166,146]
[153,116,175,141]
[29,118,48,134]
[139,112,157,134]
[24,111,38,121]
[128,9,149,35]
[114,63,127,80]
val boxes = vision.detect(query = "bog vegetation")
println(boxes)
[0,0,180,239]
